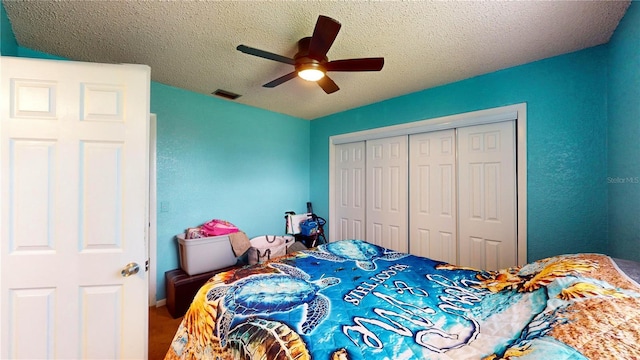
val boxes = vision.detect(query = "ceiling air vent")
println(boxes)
[212,89,241,100]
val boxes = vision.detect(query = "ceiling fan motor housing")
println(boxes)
[295,37,328,73]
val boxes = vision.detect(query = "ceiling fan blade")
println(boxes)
[263,72,298,88]
[308,15,341,59]
[326,58,385,72]
[237,45,295,65]
[317,75,340,94]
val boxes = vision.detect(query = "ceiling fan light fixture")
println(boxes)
[297,62,325,82]
[298,68,325,81]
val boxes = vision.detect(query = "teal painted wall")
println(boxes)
[608,1,640,262]
[310,46,609,263]
[0,2,18,55]
[152,82,309,299]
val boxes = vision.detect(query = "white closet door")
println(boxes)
[334,141,366,240]
[458,121,516,270]
[409,130,457,264]
[366,136,408,252]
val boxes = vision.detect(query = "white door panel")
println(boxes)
[330,106,524,269]
[1,57,149,359]
[457,121,516,270]
[409,130,457,264]
[366,136,408,252]
[334,141,366,240]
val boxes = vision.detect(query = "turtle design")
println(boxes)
[227,318,311,360]
[207,262,340,347]
[304,239,408,271]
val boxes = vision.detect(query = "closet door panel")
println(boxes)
[409,130,457,264]
[334,142,366,240]
[458,121,516,270]
[366,136,408,252]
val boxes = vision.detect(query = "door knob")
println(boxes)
[121,262,140,277]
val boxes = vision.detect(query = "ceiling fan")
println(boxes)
[237,15,384,94]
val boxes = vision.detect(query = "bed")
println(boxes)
[164,239,640,360]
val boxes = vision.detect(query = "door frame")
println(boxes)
[328,103,528,265]
[149,114,157,306]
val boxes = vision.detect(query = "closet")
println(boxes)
[332,115,518,270]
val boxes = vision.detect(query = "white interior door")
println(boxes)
[366,136,408,252]
[334,141,366,240]
[409,130,457,264]
[457,121,516,270]
[0,57,150,359]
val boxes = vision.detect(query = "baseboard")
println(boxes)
[155,298,166,307]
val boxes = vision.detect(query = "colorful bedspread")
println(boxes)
[165,239,640,360]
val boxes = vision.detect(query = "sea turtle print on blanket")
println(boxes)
[207,262,340,346]
[303,239,408,270]
[226,318,311,359]
[165,240,640,360]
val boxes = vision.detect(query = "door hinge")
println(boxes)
[145,259,150,272]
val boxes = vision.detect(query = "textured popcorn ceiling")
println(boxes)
[3,1,630,119]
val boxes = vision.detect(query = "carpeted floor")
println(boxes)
[149,306,183,360]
